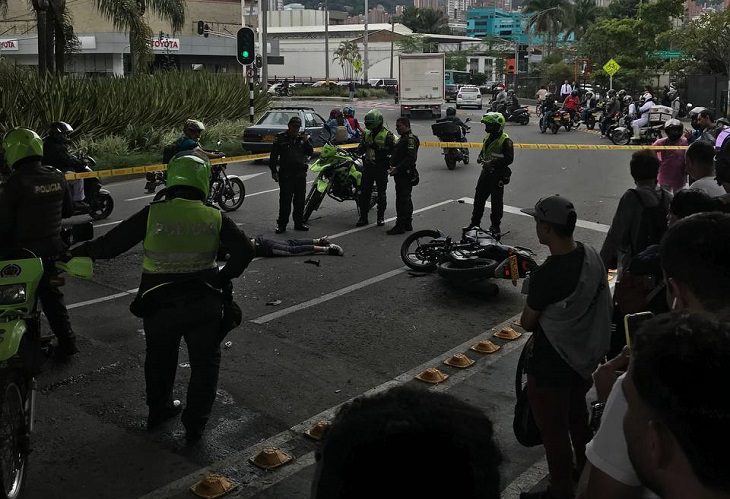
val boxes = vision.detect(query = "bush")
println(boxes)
[290,86,389,98]
[77,135,129,157]
[201,119,249,145]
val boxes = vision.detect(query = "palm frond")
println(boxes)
[145,0,186,32]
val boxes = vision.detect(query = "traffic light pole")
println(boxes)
[249,70,255,124]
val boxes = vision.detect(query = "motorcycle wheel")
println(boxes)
[462,150,469,165]
[303,183,326,222]
[445,154,457,170]
[400,230,444,271]
[586,117,595,130]
[88,193,114,221]
[436,258,499,281]
[539,121,547,133]
[217,178,245,212]
[0,372,28,499]
[564,123,572,131]
[551,124,560,134]
[518,115,529,126]
[611,129,631,146]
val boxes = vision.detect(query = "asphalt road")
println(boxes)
[25,100,635,499]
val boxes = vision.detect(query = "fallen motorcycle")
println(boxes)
[400,227,538,295]
[0,223,94,499]
[303,142,376,222]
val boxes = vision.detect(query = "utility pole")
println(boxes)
[363,0,369,83]
[389,16,394,78]
[324,0,329,81]
[262,0,268,86]
[32,0,49,75]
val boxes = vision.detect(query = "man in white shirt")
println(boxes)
[560,80,572,102]
[686,140,727,197]
[578,212,730,499]
[631,93,656,140]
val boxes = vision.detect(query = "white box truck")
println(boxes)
[398,53,445,118]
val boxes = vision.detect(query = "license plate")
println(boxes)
[263,134,275,142]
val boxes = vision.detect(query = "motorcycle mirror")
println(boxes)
[465,117,471,122]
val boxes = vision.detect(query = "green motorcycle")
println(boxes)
[0,225,93,499]
[303,143,377,223]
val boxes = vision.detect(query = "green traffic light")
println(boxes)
[242,51,249,58]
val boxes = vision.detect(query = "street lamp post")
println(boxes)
[319,0,329,81]
[389,16,395,78]
[363,0,369,84]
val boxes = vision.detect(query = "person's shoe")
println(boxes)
[316,236,331,246]
[183,422,204,444]
[275,225,286,234]
[488,225,502,238]
[328,244,344,256]
[386,225,406,235]
[404,223,413,231]
[461,223,479,232]
[377,217,385,227]
[147,400,182,430]
[355,218,369,227]
[54,338,79,359]
[144,182,156,194]
[294,223,309,231]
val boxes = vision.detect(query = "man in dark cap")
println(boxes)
[269,116,314,233]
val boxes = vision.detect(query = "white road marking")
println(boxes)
[458,197,610,233]
[250,267,407,324]
[125,193,156,202]
[501,457,549,498]
[124,173,269,201]
[240,172,266,181]
[66,288,138,309]
[140,313,530,499]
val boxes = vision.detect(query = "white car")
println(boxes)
[456,85,483,110]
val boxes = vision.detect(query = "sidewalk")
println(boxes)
[140,313,549,499]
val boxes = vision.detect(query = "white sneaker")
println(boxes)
[316,236,330,246]
[328,244,344,256]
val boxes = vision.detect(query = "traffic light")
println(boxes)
[197,21,204,36]
[255,54,262,69]
[236,27,255,66]
[204,23,209,38]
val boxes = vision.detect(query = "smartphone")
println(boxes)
[624,311,654,349]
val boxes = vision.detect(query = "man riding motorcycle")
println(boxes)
[631,92,656,140]
[540,93,558,130]
[343,106,363,140]
[601,89,621,136]
[562,90,581,120]
[581,91,599,123]
[493,86,508,112]
[43,121,87,208]
[436,107,470,162]
[505,89,520,115]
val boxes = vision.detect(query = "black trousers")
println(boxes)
[278,175,306,227]
[142,291,223,430]
[38,259,75,344]
[394,175,413,226]
[359,165,388,219]
[471,171,504,228]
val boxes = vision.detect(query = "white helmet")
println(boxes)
[643,92,654,102]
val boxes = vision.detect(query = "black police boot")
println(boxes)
[275,225,286,234]
[54,337,79,360]
[377,214,385,226]
[404,222,413,231]
[355,217,369,227]
[489,225,502,238]
[294,223,309,231]
[386,225,405,235]
[147,400,182,430]
[462,223,479,232]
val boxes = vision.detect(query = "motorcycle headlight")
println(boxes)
[0,284,26,305]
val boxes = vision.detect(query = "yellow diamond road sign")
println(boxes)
[603,58,620,76]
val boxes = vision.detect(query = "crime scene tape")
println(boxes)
[64,141,684,180]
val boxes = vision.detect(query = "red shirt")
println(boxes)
[563,96,580,111]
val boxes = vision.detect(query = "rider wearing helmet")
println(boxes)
[631,91,656,140]
[464,112,514,236]
[71,153,254,442]
[653,119,689,193]
[0,127,77,357]
[506,89,520,114]
[343,106,363,138]
[601,90,622,136]
[581,91,598,123]
[540,92,558,129]
[43,121,88,206]
[563,90,581,119]
[355,109,397,227]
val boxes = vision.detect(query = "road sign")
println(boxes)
[603,58,620,77]
[246,66,254,78]
[654,50,682,59]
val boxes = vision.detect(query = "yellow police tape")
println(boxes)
[63,141,685,180]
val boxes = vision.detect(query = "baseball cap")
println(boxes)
[521,195,577,225]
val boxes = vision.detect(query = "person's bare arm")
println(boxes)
[576,463,642,499]
[520,304,540,332]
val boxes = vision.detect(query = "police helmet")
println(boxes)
[184,119,205,132]
[49,121,74,139]
[2,128,44,168]
[446,107,457,117]
[166,154,212,199]
[364,109,384,131]
[480,112,506,134]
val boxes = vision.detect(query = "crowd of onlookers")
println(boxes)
[309,138,730,499]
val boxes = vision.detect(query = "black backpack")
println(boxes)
[630,188,668,255]
[162,141,179,165]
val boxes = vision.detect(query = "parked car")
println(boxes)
[311,80,338,88]
[241,107,328,153]
[368,78,398,90]
[456,85,483,109]
[267,82,304,95]
[445,84,459,102]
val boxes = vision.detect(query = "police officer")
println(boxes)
[464,112,514,237]
[43,121,88,207]
[269,116,314,233]
[0,128,77,356]
[387,117,419,235]
[71,155,254,443]
[356,110,397,227]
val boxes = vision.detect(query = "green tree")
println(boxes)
[445,52,467,71]
[564,0,600,41]
[669,9,730,75]
[523,0,571,55]
[332,40,361,80]
[93,0,185,74]
[399,7,450,34]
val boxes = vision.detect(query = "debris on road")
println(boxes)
[266,299,282,306]
[224,341,233,349]
[304,259,321,267]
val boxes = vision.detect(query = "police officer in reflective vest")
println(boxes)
[72,155,254,443]
[387,117,419,235]
[356,110,397,227]
[0,128,76,357]
[464,112,514,237]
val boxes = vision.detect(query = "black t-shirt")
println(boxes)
[525,242,586,385]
